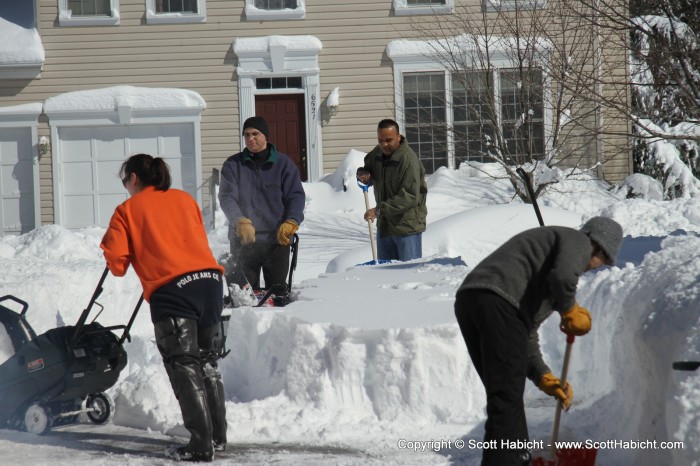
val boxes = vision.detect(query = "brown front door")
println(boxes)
[255,94,307,181]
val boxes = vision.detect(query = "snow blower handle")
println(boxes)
[358,180,378,262]
[71,266,110,344]
[549,332,576,458]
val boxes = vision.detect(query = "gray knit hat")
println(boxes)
[580,216,623,265]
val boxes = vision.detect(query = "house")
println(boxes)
[0,0,631,235]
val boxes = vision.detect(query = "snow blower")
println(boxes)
[221,232,299,307]
[0,267,142,434]
[518,168,598,466]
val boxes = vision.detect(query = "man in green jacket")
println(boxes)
[356,119,428,261]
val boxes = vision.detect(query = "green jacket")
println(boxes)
[362,137,428,237]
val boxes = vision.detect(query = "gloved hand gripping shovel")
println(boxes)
[518,168,597,466]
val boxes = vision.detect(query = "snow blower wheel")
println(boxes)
[86,393,114,425]
[24,403,52,435]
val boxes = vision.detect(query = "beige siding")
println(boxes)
[0,0,631,225]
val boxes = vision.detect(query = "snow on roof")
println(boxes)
[43,86,206,113]
[387,33,552,60]
[0,17,44,65]
[233,35,322,54]
[0,102,43,115]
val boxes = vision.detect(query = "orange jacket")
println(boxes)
[100,186,223,302]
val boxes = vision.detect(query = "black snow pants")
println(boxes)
[230,240,290,296]
[454,289,531,466]
[154,317,228,455]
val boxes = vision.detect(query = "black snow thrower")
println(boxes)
[0,267,142,434]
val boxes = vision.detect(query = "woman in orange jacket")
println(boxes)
[101,153,226,462]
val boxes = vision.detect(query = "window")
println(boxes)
[256,77,303,89]
[146,0,206,24]
[484,0,547,11]
[403,74,448,173]
[255,0,297,9]
[245,0,305,21]
[68,0,111,15]
[402,70,545,173]
[58,0,120,26]
[393,0,454,16]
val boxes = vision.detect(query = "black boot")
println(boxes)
[200,323,228,452]
[203,361,227,451]
[155,318,214,462]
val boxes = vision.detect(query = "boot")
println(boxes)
[200,324,228,451]
[155,318,214,461]
[203,361,227,451]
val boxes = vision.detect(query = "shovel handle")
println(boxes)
[550,333,576,459]
[363,190,378,262]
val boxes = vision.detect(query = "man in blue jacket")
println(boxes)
[219,116,305,305]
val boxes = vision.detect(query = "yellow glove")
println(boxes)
[236,217,256,245]
[539,372,573,411]
[276,219,298,246]
[559,303,592,336]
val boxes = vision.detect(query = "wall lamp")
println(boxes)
[38,136,50,156]
[327,87,340,116]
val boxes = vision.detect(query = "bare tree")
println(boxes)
[404,0,631,201]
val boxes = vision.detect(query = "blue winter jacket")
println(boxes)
[218,143,305,244]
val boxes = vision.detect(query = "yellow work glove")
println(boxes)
[236,217,256,245]
[276,219,298,246]
[539,372,574,411]
[559,303,592,336]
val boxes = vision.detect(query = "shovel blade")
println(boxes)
[533,448,597,466]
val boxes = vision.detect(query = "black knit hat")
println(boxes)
[242,116,269,139]
[580,216,623,266]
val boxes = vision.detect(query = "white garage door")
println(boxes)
[57,123,196,229]
[0,127,36,235]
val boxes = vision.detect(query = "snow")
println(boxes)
[0,17,45,65]
[233,35,321,55]
[0,103,43,116]
[43,86,206,113]
[387,34,551,63]
[1,153,699,465]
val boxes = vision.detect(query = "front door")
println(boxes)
[255,94,307,181]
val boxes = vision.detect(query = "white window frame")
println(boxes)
[387,39,551,170]
[393,0,454,16]
[58,0,121,27]
[244,0,306,21]
[146,0,207,24]
[484,0,547,12]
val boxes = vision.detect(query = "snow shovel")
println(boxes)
[533,333,598,466]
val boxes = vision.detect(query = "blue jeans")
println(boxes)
[377,232,422,261]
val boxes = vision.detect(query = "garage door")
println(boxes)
[0,127,36,235]
[57,123,196,229]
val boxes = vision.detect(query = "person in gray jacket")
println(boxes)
[218,116,305,305]
[454,217,623,466]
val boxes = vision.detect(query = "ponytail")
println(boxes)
[120,153,172,191]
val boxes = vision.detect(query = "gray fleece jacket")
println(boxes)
[457,226,593,384]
